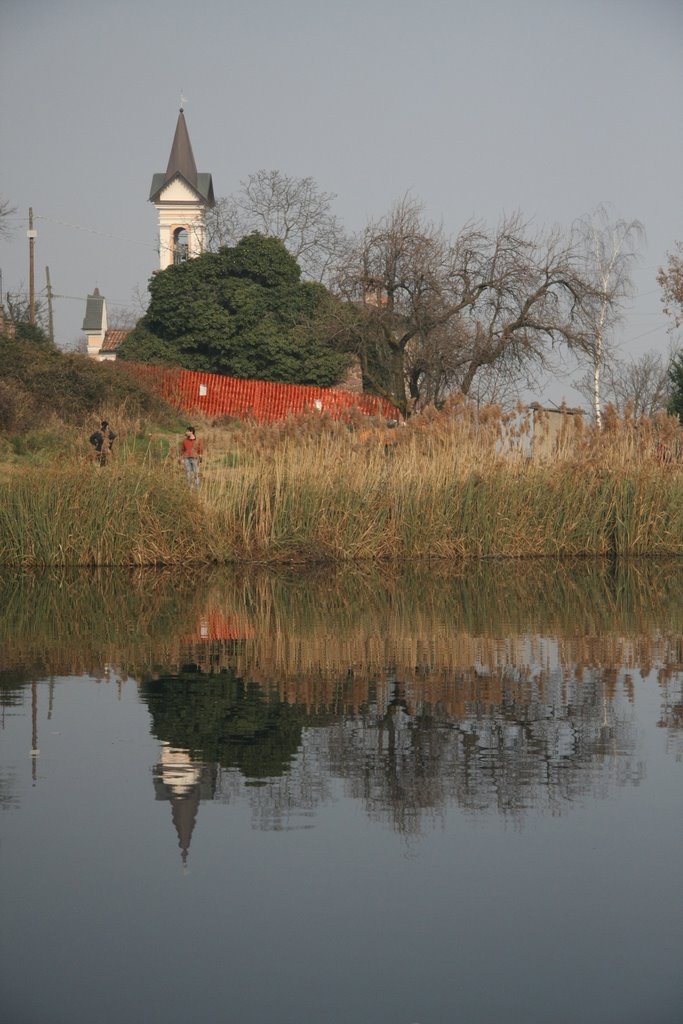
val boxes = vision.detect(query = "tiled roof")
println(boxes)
[101,329,130,352]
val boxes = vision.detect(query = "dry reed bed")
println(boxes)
[1,402,682,565]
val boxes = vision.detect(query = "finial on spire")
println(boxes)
[180,91,187,113]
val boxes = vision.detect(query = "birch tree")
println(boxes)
[574,206,644,427]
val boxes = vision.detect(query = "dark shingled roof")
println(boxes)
[149,109,214,206]
[82,288,105,332]
[165,109,197,185]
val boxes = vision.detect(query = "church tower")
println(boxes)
[149,109,215,271]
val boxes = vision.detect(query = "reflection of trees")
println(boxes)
[140,670,313,781]
[320,667,641,832]
[657,656,683,761]
[2,558,682,835]
[141,672,337,841]
[137,659,642,837]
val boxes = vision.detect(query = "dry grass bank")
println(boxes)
[1,398,682,565]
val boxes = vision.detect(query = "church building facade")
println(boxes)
[149,108,215,271]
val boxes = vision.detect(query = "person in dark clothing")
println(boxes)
[90,420,117,465]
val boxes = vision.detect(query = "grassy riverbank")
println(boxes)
[1,401,682,566]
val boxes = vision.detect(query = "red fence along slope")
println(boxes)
[122,363,399,422]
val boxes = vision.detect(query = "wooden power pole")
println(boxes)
[27,207,37,324]
[45,267,55,344]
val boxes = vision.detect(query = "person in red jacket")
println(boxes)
[179,426,203,487]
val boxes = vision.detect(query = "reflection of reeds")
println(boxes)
[0,568,208,680]
[1,561,682,698]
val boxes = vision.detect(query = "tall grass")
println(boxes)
[1,400,682,565]
[198,406,683,561]
[0,462,208,566]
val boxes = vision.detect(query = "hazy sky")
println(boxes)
[1,0,681,405]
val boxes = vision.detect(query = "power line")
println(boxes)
[51,291,141,309]
[34,213,160,253]
[624,324,667,344]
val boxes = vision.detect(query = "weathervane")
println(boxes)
[180,91,187,112]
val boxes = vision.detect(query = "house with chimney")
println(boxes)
[81,287,131,360]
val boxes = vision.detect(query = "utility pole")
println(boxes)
[27,207,37,324]
[45,266,55,344]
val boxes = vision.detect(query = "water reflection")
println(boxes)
[153,741,218,867]
[139,663,641,842]
[1,560,682,844]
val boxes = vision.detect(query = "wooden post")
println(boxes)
[28,207,36,324]
[45,266,54,345]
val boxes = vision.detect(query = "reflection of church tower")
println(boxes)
[153,742,217,868]
[149,109,215,271]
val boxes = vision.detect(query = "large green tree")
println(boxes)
[118,233,351,386]
[668,352,683,423]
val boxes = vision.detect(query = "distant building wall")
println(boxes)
[334,356,363,394]
[529,404,585,459]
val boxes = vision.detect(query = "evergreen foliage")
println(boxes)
[119,233,351,386]
[14,321,50,344]
[668,352,683,423]
[141,672,308,779]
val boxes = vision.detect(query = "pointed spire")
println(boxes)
[165,108,198,189]
[170,790,200,868]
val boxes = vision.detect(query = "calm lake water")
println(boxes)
[1,561,682,1024]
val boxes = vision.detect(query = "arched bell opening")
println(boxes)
[173,227,189,264]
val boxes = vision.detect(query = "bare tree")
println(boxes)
[573,206,645,427]
[335,195,452,409]
[205,170,347,282]
[4,288,46,329]
[575,349,672,418]
[336,199,601,413]
[658,242,683,330]
[0,195,15,240]
[445,214,593,397]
